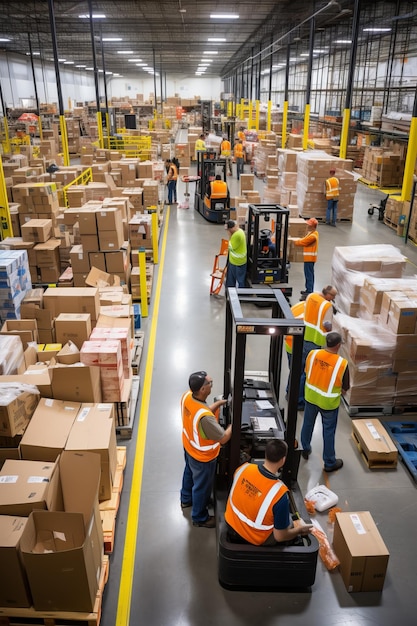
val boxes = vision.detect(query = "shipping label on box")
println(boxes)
[352,419,397,467]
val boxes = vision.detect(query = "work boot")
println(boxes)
[193,515,216,528]
[324,459,343,472]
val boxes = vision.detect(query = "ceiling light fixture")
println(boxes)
[0,38,11,42]
[334,39,352,43]
[78,14,106,19]
[203,51,218,55]
[208,38,226,42]
[63,61,75,64]
[102,37,122,42]
[117,50,134,54]
[363,27,391,32]
[210,14,239,19]
[128,59,143,62]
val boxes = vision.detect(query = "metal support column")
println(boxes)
[88,0,104,149]
[100,32,110,146]
[0,82,10,154]
[401,85,417,203]
[302,18,315,151]
[282,44,290,149]
[0,156,13,238]
[340,0,361,159]
[28,33,43,140]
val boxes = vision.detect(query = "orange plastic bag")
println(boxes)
[311,521,340,571]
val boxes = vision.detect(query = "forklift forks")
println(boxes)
[210,238,229,295]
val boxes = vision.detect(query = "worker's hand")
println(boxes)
[293,519,313,535]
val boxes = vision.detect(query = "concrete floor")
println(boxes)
[101,164,417,626]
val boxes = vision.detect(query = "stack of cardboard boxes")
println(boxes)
[0,249,32,322]
[362,146,405,187]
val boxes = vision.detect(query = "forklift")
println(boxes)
[194,151,230,224]
[246,204,292,300]
[215,287,319,590]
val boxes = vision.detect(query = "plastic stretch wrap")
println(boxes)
[0,382,40,407]
[0,335,25,375]
[333,313,397,366]
[332,244,406,278]
[359,276,417,320]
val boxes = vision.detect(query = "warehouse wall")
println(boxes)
[107,75,222,102]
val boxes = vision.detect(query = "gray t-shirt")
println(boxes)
[200,414,225,441]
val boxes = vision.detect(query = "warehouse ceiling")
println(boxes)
[0,0,417,81]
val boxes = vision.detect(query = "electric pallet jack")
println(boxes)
[194,151,230,223]
[215,287,319,590]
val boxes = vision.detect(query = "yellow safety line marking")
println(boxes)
[116,205,170,626]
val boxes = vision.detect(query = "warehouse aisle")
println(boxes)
[102,175,417,626]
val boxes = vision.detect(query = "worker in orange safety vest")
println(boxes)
[220,137,232,175]
[300,331,349,473]
[294,218,319,296]
[205,174,230,209]
[233,139,245,180]
[325,169,340,226]
[225,439,312,545]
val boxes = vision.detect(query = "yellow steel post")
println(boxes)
[267,100,272,132]
[0,155,13,238]
[227,101,233,117]
[339,108,351,160]
[105,112,110,149]
[302,103,310,151]
[96,111,104,149]
[38,115,43,141]
[248,101,253,130]
[282,100,288,149]
[2,117,11,154]
[59,115,70,166]
[255,100,260,131]
[401,116,417,202]
[138,248,148,318]
[151,211,159,265]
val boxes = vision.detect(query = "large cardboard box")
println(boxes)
[19,450,103,612]
[352,419,398,467]
[0,383,40,437]
[43,287,100,322]
[333,511,389,592]
[21,218,52,243]
[54,313,92,349]
[65,403,117,501]
[51,364,102,403]
[19,398,80,462]
[0,458,62,515]
[0,516,31,607]
[0,320,38,350]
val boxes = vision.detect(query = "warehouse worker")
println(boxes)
[300,332,349,472]
[225,439,313,545]
[298,285,337,410]
[325,169,340,226]
[234,139,245,180]
[166,158,178,204]
[181,371,232,528]
[205,174,230,210]
[220,136,233,175]
[294,218,319,297]
[225,219,247,288]
[238,127,246,142]
[284,300,305,393]
[195,133,206,160]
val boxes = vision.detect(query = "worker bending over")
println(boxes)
[225,439,312,545]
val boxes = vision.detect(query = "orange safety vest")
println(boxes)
[284,300,305,354]
[220,140,231,157]
[295,230,319,263]
[325,176,340,199]
[225,462,288,545]
[210,179,227,198]
[303,293,332,346]
[234,143,244,159]
[168,163,178,181]
[305,349,348,410]
[238,130,245,142]
[181,390,220,462]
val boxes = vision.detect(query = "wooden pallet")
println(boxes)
[342,397,395,417]
[115,376,140,439]
[131,331,145,376]
[352,431,398,469]
[0,556,108,626]
[100,447,127,554]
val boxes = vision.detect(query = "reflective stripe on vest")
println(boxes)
[228,463,286,531]
[303,232,318,262]
[304,295,330,346]
[285,301,305,354]
[305,350,347,409]
[221,141,231,156]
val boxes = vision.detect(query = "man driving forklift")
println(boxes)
[205,174,230,210]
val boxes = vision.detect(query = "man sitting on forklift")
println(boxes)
[205,174,230,210]
[225,440,313,545]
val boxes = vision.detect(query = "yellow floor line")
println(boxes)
[116,205,170,626]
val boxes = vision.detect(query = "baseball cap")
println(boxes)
[189,371,208,392]
[306,218,318,227]
[225,219,236,230]
[329,169,336,174]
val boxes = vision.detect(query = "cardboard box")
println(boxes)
[34,238,61,267]
[19,450,103,612]
[21,218,52,243]
[0,458,62,515]
[65,403,117,500]
[0,515,31,607]
[43,287,100,321]
[0,320,38,350]
[54,313,91,349]
[333,511,389,592]
[56,341,80,365]
[352,419,398,467]
[19,398,80,462]
[0,383,40,437]
[51,364,102,403]
[70,244,91,274]
[98,228,124,251]
[96,206,123,232]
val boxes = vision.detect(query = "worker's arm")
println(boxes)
[323,306,333,331]
[294,233,317,247]
[341,365,350,394]
[273,518,313,542]
[199,414,231,446]
[218,424,232,445]
[209,398,228,413]
[272,495,313,542]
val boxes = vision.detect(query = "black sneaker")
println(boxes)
[300,290,308,295]
[324,459,343,472]
[193,516,216,528]
[181,501,192,509]
[301,449,311,460]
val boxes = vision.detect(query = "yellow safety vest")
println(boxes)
[305,349,348,410]
[303,293,332,346]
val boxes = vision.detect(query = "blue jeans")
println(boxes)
[300,400,340,467]
[168,180,177,203]
[303,262,315,294]
[225,263,247,288]
[180,451,217,523]
[298,340,319,408]
[236,157,244,180]
[326,199,338,224]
